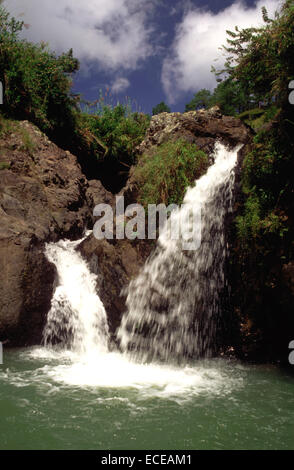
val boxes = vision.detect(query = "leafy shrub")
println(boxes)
[0,114,16,137]
[19,128,36,155]
[81,104,150,166]
[185,89,212,111]
[0,162,10,170]
[0,6,79,139]
[238,108,265,120]
[236,127,292,248]
[152,102,171,115]
[134,139,209,208]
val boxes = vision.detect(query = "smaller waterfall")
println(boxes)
[118,142,241,363]
[43,237,109,355]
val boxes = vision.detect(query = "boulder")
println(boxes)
[137,108,249,156]
[123,108,251,205]
[79,236,153,338]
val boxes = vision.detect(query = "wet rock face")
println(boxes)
[0,121,96,345]
[78,236,153,339]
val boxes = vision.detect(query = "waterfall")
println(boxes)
[43,141,240,366]
[117,142,241,363]
[43,237,109,355]
[40,236,239,396]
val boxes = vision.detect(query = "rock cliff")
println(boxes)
[0,120,111,345]
[0,110,252,348]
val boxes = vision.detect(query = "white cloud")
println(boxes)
[162,0,282,104]
[111,77,130,93]
[4,0,154,71]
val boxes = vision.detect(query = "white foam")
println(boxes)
[22,348,243,400]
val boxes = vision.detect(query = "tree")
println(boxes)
[213,1,294,111]
[185,89,212,111]
[0,5,79,138]
[210,79,248,115]
[152,101,171,115]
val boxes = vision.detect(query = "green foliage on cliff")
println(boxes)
[0,5,149,189]
[222,1,294,111]
[236,131,292,245]
[228,0,294,255]
[185,1,294,119]
[0,162,10,170]
[152,102,171,115]
[80,104,150,166]
[224,0,294,360]
[0,6,79,138]
[214,0,294,117]
[134,139,209,208]
[185,89,212,111]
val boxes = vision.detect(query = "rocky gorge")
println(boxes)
[1,108,292,362]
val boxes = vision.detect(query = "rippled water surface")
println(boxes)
[1,348,294,450]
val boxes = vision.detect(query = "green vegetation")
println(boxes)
[0,161,10,170]
[79,104,150,167]
[0,6,79,140]
[228,1,294,253]
[0,5,151,190]
[185,89,212,111]
[0,114,36,155]
[184,80,249,116]
[152,102,171,115]
[134,139,209,208]
[19,128,37,155]
[220,3,294,112]
[221,0,294,360]
[185,2,294,118]
[0,114,16,137]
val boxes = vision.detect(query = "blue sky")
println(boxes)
[4,0,281,114]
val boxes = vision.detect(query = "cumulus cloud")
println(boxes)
[162,0,282,104]
[4,0,154,71]
[111,77,130,93]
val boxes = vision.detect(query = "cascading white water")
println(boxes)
[40,235,240,397]
[35,142,242,395]
[43,237,109,355]
[117,142,241,363]
[43,143,240,363]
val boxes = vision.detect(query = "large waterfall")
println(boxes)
[118,142,240,363]
[35,141,241,393]
[43,142,240,367]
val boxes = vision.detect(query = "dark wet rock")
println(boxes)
[0,121,102,345]
[79,235,153,338]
